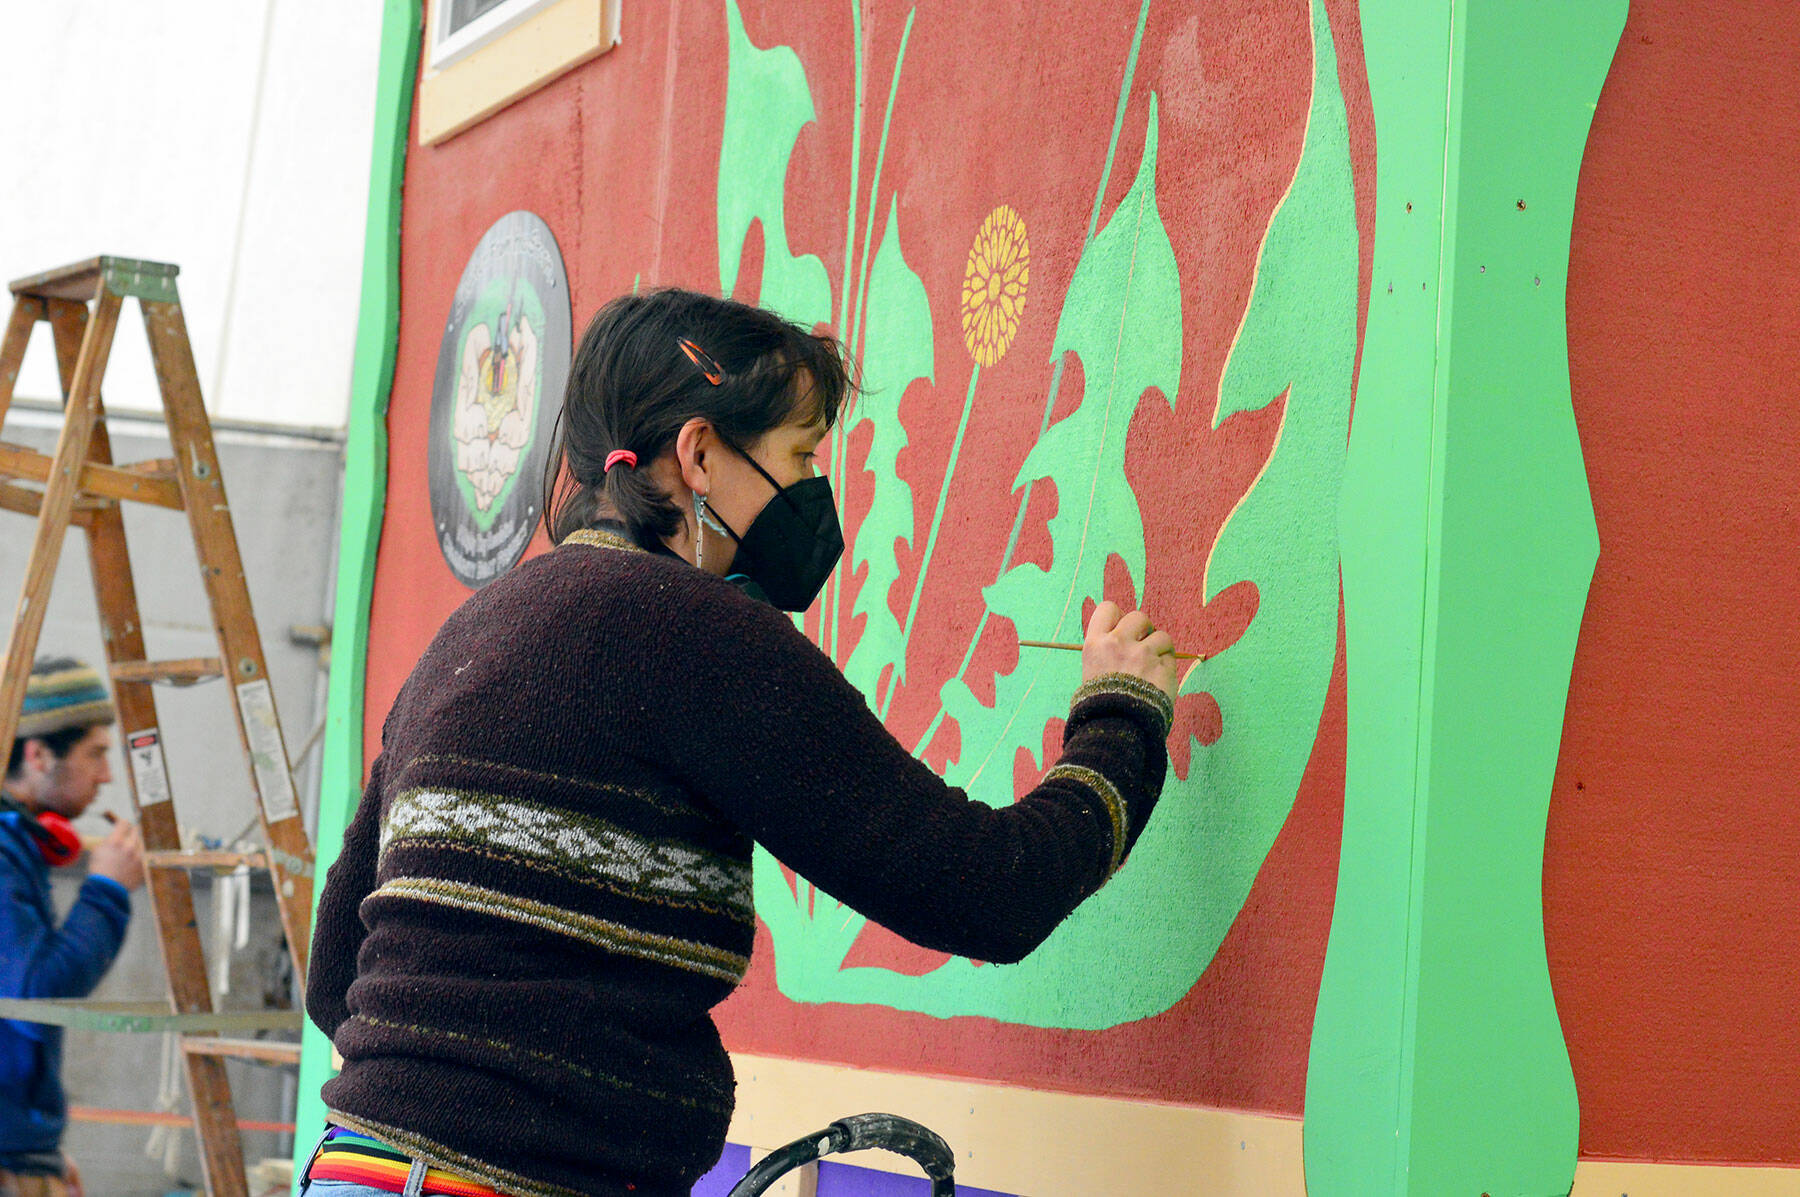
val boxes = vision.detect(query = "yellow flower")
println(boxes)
[961,204,1029,366]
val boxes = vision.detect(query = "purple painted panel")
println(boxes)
[692,1144,1015,1197]
[815,1157,1013,1197]
[692,1143,754,1196]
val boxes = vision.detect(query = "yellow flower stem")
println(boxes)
[880,362,979,722]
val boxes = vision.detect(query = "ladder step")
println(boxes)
[145,848,265,870]
[68,1104,296,1135]
[8,255,180,303]
[111,657,224,686]
[0,480,112,519]
[8,256,105,301]
[0,998,302,1034]
[0,441,183,509]
[179,1037,301,1066]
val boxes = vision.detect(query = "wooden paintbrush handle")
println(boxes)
[1017,638,1202,661]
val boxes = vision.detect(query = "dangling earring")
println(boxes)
[691,493,705,572]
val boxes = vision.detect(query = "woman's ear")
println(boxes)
[673,416,714,496]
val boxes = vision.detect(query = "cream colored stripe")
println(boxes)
[1571,1160,1800,1195]
[728,1056,1800,1196]
[373,877,747,982]
[26,666,104,692]
[726,1053,1302,1196]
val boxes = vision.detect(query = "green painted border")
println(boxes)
[1306,1,1626,1193]
[292,0,420,1182]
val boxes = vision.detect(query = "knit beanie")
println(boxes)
[16,657,116,739]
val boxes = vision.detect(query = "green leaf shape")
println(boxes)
[840,200,931,699]
[938,92,1181,798]
[1174,0,1356,1012]
[774,0,1356,1028]
[718,0,832,329]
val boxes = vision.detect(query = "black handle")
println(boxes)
[727,1112,956,1197]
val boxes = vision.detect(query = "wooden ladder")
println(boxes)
[0,256,315,1197]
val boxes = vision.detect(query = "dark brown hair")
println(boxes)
[543,288,855,548]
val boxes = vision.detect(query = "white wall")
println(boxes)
[0,0,384,430]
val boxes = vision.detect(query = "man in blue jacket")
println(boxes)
[1,658,143,1197]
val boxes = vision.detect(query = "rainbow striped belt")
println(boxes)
[306,1128,507,1196]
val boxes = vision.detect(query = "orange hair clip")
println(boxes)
[676,337,725,386]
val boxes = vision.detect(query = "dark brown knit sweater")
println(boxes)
[307,526,1172,1197]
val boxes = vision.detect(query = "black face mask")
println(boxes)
[703,443,844,612]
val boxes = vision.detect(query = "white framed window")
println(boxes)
[430,0,560,71]
[419,0,621,145]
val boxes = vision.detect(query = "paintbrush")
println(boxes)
[1018,639,1204,661]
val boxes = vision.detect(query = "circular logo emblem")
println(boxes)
[428,210,571,587]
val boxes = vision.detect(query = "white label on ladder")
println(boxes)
[125,728,173,808]
[235,679,299,823]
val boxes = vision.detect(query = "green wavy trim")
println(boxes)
[291,0,419,1180]
[1305,1,1626,1192]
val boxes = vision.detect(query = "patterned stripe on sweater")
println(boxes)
[379,786,752,914]
[403,753,729,831]
[1043,763,1130,874]
[368,876,750,983]
[1072,671,1175,735]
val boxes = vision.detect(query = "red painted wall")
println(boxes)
[1550,0,1800,1166]
[367,0,1372,1119]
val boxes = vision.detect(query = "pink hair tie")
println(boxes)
[604,449,638,473]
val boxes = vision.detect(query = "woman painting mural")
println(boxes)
[303,289,1180,1197]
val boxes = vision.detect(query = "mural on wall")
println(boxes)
[718,0,1359,1029]
[428,210,571,587]
[322,0,1800,1186]
[342,0,1375,1122]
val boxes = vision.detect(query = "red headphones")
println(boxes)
[1,797,82,867]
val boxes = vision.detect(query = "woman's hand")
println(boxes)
[1081,600,1179,702]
